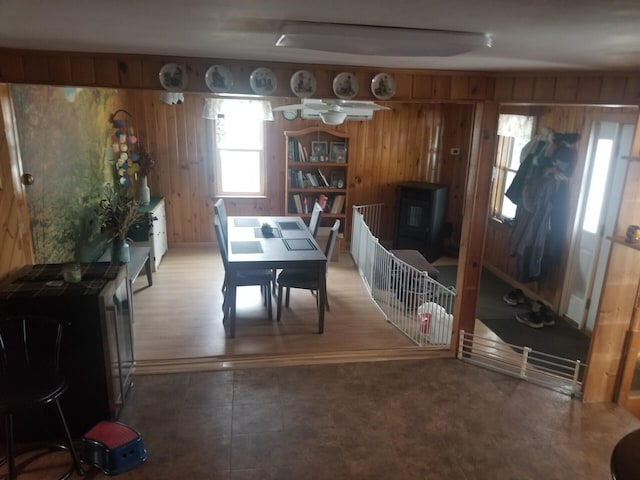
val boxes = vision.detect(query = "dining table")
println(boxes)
[225,215,328,338]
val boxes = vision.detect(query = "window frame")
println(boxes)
[490,113,536,221]
[212,104,267,198]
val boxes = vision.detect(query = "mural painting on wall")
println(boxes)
[11,85,126,263]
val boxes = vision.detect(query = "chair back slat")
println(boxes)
[214,216,229,267]
[308,202,323,238]
[214,198,228,242]
[324,219,341,264]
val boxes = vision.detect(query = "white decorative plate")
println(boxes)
[290,70,317,98]
[332,72,359,100]
[159,63,188,92]
[205,65,234,93]
[249,67,277,95]
[371,72,396,100]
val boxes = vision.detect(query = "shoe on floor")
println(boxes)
[531,301,555,326]
[515,311,544,329]
[503,288,525,306]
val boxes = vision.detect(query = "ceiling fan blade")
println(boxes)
[338,102,390,111]
[272,104,305,112]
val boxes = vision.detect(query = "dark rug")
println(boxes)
[436,265,590,362]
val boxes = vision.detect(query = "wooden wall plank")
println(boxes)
[513,77,535,101]
[117,58,143,88]
[0,51,25,82]
[554,76,579,102]
[577,76,603,103]
[494,77,514,101]
[533,77,556,102]
[93,57,120,87]
[599,76,627,104]
[22,54,49,84]
[69,56,96,86]
[46,55,72,85]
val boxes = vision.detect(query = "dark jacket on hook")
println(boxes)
[507,132,577,283]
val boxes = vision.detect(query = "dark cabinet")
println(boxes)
[393,182,448,262]
[0,264,134,437]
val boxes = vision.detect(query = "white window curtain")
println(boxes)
[497,114,534,138]
[202,98,273,121]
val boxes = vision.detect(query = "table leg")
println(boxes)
[145,255,153,287]
[228,269,237,338]
[318,262,326,334]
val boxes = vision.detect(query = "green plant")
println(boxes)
[99,183,144,241]
[261,222,272,230]
[136,144,155,178]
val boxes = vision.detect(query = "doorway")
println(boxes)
[562,119,635,332]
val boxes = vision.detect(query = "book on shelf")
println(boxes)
[317,169,330,187]
[330,194,345,214]
[305,172,319,187]
[293,194,303,214]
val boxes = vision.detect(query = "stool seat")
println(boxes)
[611,428,640,479]
[82,421,147,475]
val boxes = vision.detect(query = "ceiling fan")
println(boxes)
[272,99,390,125]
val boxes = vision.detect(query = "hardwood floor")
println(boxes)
[131,247,446,373]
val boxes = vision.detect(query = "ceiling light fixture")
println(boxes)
[276,22,492,57]
[319,111,348,125]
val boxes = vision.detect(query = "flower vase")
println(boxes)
[138,176,151,205]
[111,238,131,264]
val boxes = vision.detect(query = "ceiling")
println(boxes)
[1,0,640,72]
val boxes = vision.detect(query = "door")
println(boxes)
[562,120,634,331]
[0,84,34,280]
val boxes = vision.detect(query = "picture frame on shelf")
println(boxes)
[311,141,328,161]
[330,169,346,189]
[330,142,347,163]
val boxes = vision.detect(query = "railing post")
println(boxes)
[458,330,465,359]
[520,347,531,378]
[571,360,581,396]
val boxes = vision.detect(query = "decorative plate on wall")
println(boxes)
[249,67,277,95]
[332,72,358,100]
[205,65,234,93]
[371,72,397,100]
[159,63,188,92]
[290,70,317,98]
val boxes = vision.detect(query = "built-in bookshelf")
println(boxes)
[284,127,349,229]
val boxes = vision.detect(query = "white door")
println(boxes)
[562,121,634,331]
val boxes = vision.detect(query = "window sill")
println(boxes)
[216,195,268,200]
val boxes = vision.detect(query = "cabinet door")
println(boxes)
[152,201,168,270]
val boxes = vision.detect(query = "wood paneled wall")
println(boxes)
[483,105,638,311]
[126,91,466,247]
[0,85,33,281]
[3,48,640,107]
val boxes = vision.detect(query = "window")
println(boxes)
[490,114,535,220]
[209,99,272,197]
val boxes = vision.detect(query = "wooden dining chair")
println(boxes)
[214,216,273,321]
[308,202,323,238]
[214,198,228,242]
[276,219,340,321]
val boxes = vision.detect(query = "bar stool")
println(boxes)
[0,315,84,480]
[611,428,640,479]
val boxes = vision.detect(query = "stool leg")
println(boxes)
[6,413,15,480]
[54,399,84,476]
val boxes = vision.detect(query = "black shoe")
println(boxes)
[503,289,525,306]
[515,311,544,329]
[539,305,556,326]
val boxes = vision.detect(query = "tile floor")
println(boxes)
[5,358,640,479]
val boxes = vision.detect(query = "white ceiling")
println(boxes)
[1,0,640,72]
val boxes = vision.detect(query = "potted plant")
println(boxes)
[99,183,144,263]
[261,222,274,236]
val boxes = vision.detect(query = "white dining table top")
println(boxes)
[226,216,326,265]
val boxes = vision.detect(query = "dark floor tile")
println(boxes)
[232,402,283,434]
[177,405,233,438]
[230,432,288,470]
